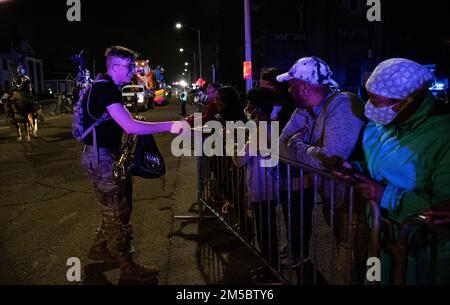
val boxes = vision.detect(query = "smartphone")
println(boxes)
[328,163,361,182]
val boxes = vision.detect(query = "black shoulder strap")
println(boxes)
[85,79,111,121]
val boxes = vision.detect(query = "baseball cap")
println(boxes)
[366,58,434,100]
[276,56,335,85]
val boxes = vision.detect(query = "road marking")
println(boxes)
[58,212,77,225]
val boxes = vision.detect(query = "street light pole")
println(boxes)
[244,0,253,91]
[180,48,197,81]
[176,23,203,80]
[184,69,191,85]
[197,29,202,80]
[192,52,197,81]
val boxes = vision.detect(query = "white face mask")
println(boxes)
[270,105,283,120]
[364,100,409,126]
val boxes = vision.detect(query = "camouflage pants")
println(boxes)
[81,147,133,260]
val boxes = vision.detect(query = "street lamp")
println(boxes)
[185,62,189,66]
[179,47,197,81]
[183,69,191,84]
[175,22,202,80]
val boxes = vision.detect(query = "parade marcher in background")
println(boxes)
[10,90,39,141]
[9,65,40,141]
[185,82,221,127]
[179,89,188,116]
[1,91,10,114]
[334,58,450,284]
[276,57,367,283]
[11,65,32,95]
[52,92,64,115]
[260,67,295,131]
[79,46,183,284]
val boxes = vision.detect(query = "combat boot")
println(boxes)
[87,240,118,263]
[109,214,158,284]
[87,227,119,263]
[118,257,159,285]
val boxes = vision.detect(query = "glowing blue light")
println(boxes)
[430,82,447,91]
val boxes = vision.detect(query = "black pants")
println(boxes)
[253,201,279,269]
[180,101,186,115]
[281,188,314,258]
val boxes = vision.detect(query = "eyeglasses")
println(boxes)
[114,63,136,71]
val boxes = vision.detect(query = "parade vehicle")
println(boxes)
[134,59,169,108]
[122,84,149,112]
[154,88,169,106]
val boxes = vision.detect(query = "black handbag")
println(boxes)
[132,134,166,179]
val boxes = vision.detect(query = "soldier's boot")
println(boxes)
[109,214,159,285]
[87,232,118,263]
[119,257,160,285]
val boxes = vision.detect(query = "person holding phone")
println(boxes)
[333,58,450,284]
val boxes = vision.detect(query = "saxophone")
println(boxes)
[112,115,146,182]
[113,134,138,183]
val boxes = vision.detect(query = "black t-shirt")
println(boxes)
[82,74,124,149]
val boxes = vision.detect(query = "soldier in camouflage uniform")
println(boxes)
[80,46,183,284]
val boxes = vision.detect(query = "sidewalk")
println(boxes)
[141,101,260,284]
[167,154,259,284]
[80,100,260,285]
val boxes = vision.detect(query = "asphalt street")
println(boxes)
[0,99,259,285]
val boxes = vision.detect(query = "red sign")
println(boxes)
[243,61,252,79]
[196,78,206,87]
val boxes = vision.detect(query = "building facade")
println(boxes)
[0,41,44,94]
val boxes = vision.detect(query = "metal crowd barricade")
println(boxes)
[196,145,369,285]
[368,202,450,285]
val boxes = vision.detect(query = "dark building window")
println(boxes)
[2,59,7,71]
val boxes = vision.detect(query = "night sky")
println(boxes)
[1,0,228,82]
[1,0,449,87]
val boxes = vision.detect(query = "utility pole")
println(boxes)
[244,0,253,91]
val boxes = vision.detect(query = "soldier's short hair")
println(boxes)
[105,46,139,61]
